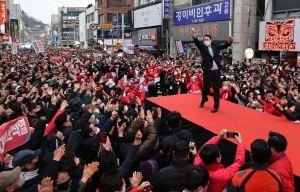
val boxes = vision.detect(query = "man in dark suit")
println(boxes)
[192,28,233,113]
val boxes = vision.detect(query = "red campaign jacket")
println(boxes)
[186,81,201,93]
[120,85,146,104]
[268,152,295,192]
[258,97,285,118]
[194,136,245,192]
[220,88,232,101]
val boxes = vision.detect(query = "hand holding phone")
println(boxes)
[189,140,196,150]
[98,132,107,143]
[226,132,239,138]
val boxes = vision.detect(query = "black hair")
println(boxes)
[27,103,38,112]
[266,89,274,95]
[174,140,190,161]
[99,169,124,192]
[200,144,220,165]
[267,131,287,152]
[184,166,209,191]
[204,34,212,40]
[167,111,181,129]
[251,139,271,164]
[55,113,68,129]
[79,123,92,138]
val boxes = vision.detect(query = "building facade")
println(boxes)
[258,0,300,66]
[78,3,99,47]
[58,7,86,47]
[96,0,134,49]
[169,0,257,62]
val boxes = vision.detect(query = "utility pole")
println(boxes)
[247,0,252,48]
[122,13,124,49]
[247,0,252,63]
[74,23,76,47]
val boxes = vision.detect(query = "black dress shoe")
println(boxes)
[199,102,205,108]
[211,108,218,113]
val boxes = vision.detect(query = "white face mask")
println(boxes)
[44,84,48,89]
[204,41,211,46]
[174,72,178,75]
[223,86,228,90]
[124,105,128,112]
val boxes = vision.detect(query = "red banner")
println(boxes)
[0,0,8,25]
[50,56,62,62]
[62,51,70,56]
[0,117,31,162]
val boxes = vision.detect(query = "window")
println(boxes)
[192,0,211,6]
[91,12,94,22]
[63,11,83,17]
[107,13,129,24]
[107,0,131,7]
[99,14,104,24]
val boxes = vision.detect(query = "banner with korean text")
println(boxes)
[174,0,231,25]
[11,43,18,54]
[176,41,184,53]
[0,117,31,162]
[50,56,63,62]
[32,40,45,53]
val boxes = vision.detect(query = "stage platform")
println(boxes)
[144,94,300,190]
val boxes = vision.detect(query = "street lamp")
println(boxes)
[96,8,126,52]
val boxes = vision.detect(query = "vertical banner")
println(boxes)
[0,117,31,163]
[32,41,40,53]
[36,40,45,52]
[176,41,184,53]
[11,43,18,54]
[10,20,15,39]
[163,0,171,19]
[0,0,8,25]
[183,44,189,57]
[297,53,300,67]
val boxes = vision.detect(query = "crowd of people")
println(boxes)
[0,47,296,192]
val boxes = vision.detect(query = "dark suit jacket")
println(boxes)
[193,37,231,70]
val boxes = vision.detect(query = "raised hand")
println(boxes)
[53,144,66,161]
[81,162,100,183]
[130,171,143,187]
[37,177,54,192]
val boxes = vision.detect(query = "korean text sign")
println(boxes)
[0,117,31,162]
[174,0,231,26]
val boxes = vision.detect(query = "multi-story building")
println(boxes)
[78,3,99,47]
[96,0,134,49]
[58,7,86,47]
[258,0,300,66]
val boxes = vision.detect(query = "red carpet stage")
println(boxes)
[144,94,300,190]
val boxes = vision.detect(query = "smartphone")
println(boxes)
[98,132,107,143]
[226,132,239,138]
[51,136,61,151]
[152,107,158,112]
[21,104,27,112]
[189,140,196,150]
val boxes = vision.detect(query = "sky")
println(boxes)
[14,0,95,24]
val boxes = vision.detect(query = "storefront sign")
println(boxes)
[163,0,171,19]
[104,39,132,46]
[132,28,159,45]
[134,3,162,28]
[259,19,300,51]
[173,20,230,41]
[269,56,279,64]
[252,58,267,65]
[0,0,8,25]
[174,0,231,26]
[244,48,254,59]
